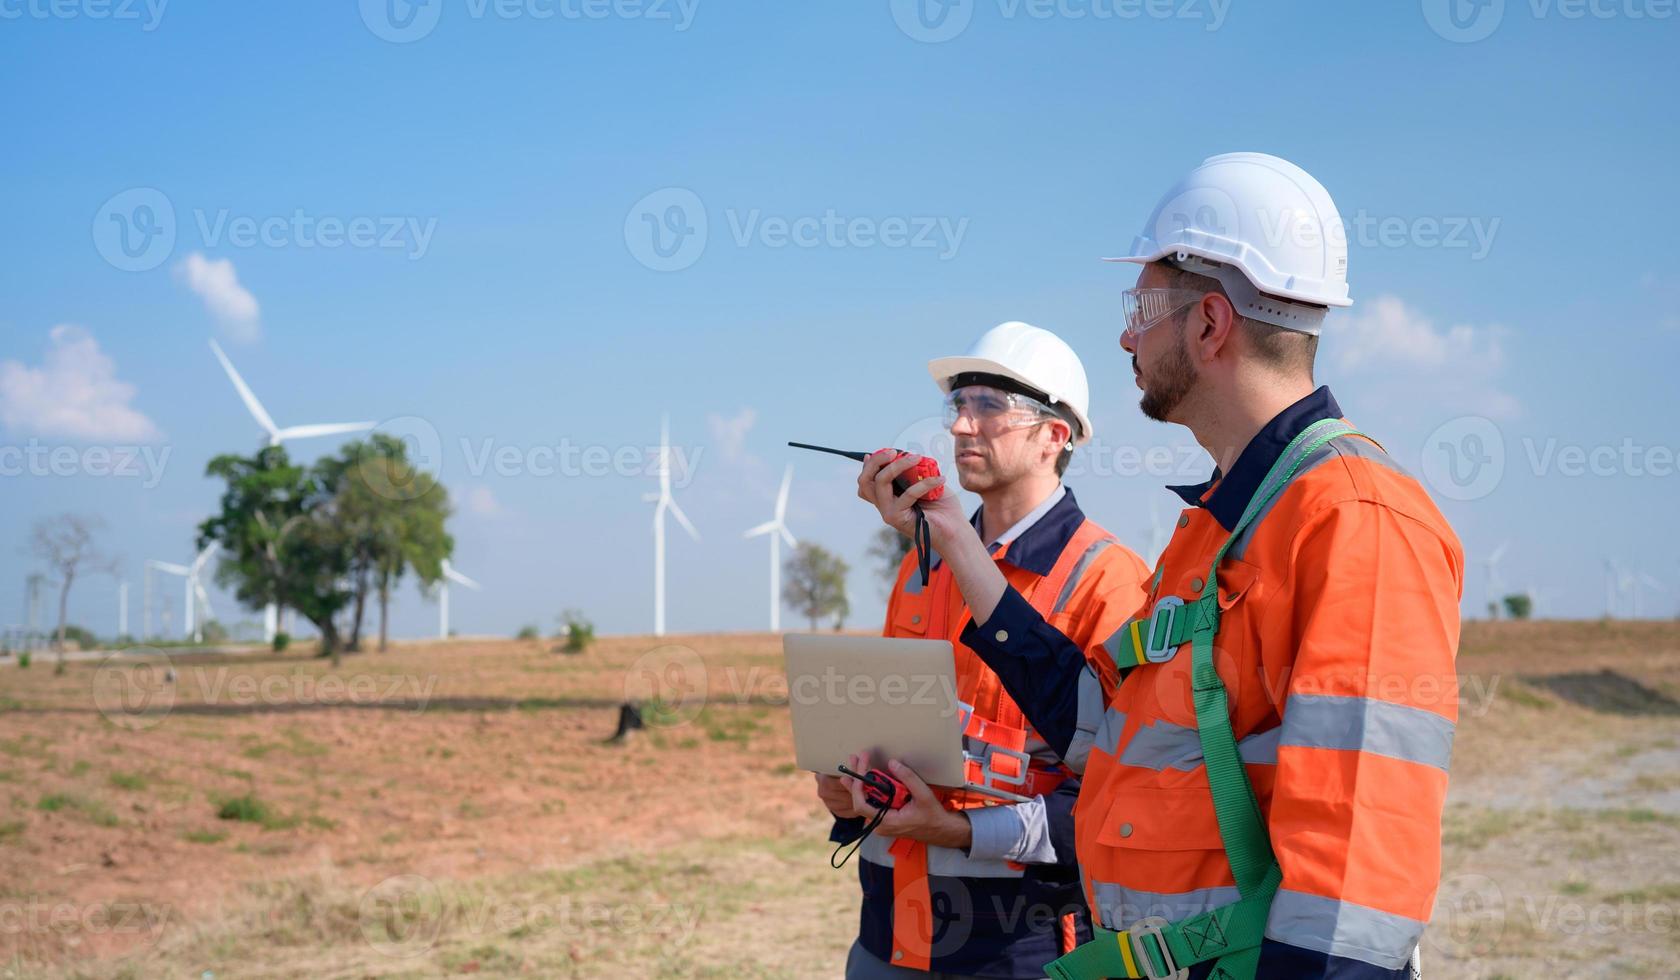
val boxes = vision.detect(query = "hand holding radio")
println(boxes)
[839,754,972,851]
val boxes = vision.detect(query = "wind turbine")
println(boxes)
[436,558,482,638]
[146,543,218,642]
[744,465,797,632]
[1482,541,1509,619]
[209,339,375,639]
[645,415,699,637]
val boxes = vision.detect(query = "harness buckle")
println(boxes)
[1128,916,1187,980]
[963,743,1035,804]
[1143,596,1185,663]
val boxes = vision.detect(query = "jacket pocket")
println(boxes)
[1093,785,1226,852]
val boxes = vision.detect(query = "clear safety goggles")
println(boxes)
[1121,287,1205,342]
[943,385,1058,431]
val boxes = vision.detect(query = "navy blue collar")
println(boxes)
[931,486,1087,577]
[1166,386,1343,531]
[967,486,1086,577]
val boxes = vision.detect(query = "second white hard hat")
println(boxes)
[928,321,1093,445]
[1106,152,1352,334]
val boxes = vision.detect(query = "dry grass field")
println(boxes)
[1,621,1677,978]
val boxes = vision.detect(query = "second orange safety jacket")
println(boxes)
[832,487,1149,978]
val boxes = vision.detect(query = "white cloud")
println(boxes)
[175,252,261,342]
[1325,294,1519,419]
[465,485,501,517]
[707,407,757,462]
[0,325,161,441]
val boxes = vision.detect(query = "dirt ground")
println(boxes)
[2,621,1678,978]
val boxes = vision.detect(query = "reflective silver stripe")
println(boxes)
[858,831,895,867]
[1062,666,1107,774]
[1266,889,1426,970]
[857,832,1026,878]
[1051,537,1116,615]
[1094,705,1126,762]
[1090,880,1240,931]
[928,843,1025,878]
[1281,694,1455,772]
[1118,719,1280,772]
[901,573,924,596]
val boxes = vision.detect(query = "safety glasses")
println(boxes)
[1121,287,1205,342]
[943,385,1058,431]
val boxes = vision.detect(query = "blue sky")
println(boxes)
[3,1,1678,640]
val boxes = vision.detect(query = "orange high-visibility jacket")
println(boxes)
[961,388,1464,979]
[833,487,1149,978]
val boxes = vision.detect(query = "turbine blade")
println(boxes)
[193,541,219,571]
[667,498,700,541]
[147,561,191,576]
[209,339,280,439]
[445,567,483,590]
[780,526,797,548]
[1488,540,1510,565]
[775,465,793,518]
[744,520,779,539]
[277,421,378,441]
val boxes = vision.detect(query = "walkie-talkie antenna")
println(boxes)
[787,442,870,462]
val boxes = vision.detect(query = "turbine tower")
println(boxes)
[437,558,481,639]
[209,339,376,640]
[744,465,797,632]
[645,415,699,637]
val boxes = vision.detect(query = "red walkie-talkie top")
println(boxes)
[785,443,944,501]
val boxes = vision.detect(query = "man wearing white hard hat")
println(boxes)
[869,155,1462,980]
[820,322,1150,979]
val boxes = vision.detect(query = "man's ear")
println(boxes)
[1190,292,1239,364]
[1043,417,1073,457]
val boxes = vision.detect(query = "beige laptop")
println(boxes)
[782,634,967,788]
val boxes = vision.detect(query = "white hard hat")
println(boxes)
[1106,152,1352,334]
[928,321,1094,445]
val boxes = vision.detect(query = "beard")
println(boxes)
[1138,325,1198,423]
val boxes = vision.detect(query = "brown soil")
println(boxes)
[0,620,1676,978]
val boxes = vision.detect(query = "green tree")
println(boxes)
[316,435,453,652]
[198,447,353,664]
[784,542,851,631]
[1502,593,1533,621]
